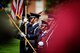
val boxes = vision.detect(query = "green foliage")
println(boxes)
[46,0,56,7]
[46,0,56,12]
[46,0,66,12]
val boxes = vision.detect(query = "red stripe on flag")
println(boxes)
[11,2,16,15]
[19,2,24,16]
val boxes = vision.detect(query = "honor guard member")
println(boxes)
[33,20,48,53]
[25,14,36,53]
[38,20,48,47]
[40,20,48,37]
[19,16,25,53]
[15,15,25,53]
[26,13,40,53]
[19,16,27,53]
[27,13,40,39]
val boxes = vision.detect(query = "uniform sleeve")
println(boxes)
[30,24,39,31]
[20,22,25,33]
[34,28,40,36]
[28,28,40,38]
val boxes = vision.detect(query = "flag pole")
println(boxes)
[24,0,27,50]
[24,0,27,34]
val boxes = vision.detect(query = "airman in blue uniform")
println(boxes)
[19,16,26,53]
[26,13,40,53]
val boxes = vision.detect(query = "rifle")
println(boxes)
[38,8,46,14]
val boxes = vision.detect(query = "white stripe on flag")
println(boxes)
[19,0,23,16]
[11,10,16,20]
[16,0,19,14]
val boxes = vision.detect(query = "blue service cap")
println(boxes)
[27,14,34,19]
[30,13,40,19]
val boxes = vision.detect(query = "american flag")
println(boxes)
[11,0,24,20]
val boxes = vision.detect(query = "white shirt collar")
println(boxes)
[32,22,38,26]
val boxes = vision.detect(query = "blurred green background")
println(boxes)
[0,39,20,53]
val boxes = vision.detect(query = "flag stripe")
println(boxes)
[11,0,24,20]
[19,2,24,17]
[11,2,16,14]
[13,0,16,9]
[19,0,24,17]
[11,10,16,20]
[11,0,16,20]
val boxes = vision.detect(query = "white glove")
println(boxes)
[44,31,47,33]
[41,31,47,37]
[20,32,26,37]
[38,41,44,47]
[24,17,27,23]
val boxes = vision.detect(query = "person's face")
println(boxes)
[30,18,35,23]
[41,25,47,31]
[34,18,38,22]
